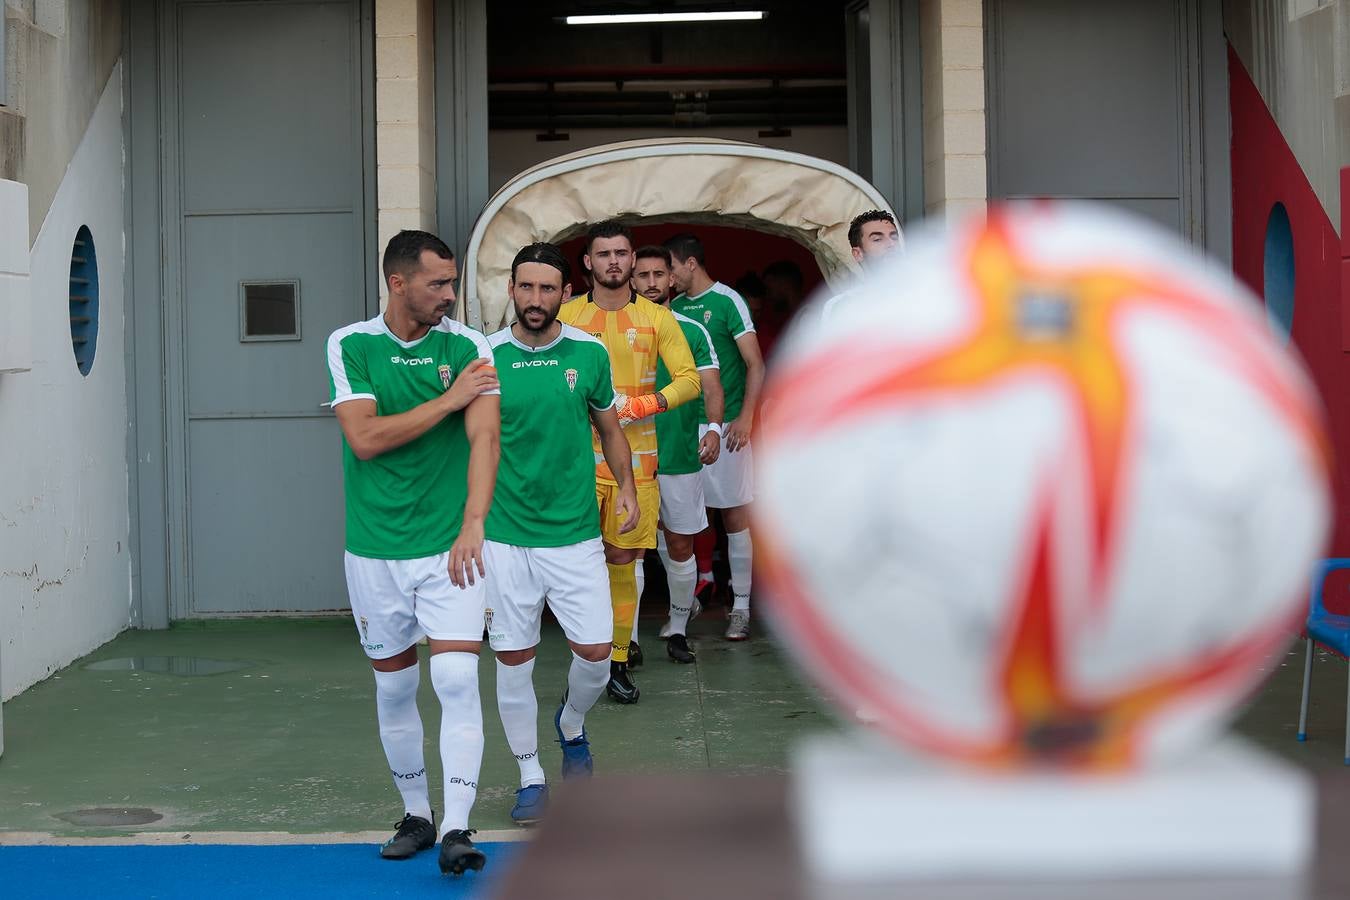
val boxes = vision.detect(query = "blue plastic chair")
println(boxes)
[1296,558,1350,764]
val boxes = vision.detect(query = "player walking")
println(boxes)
[326,231,499,876]
[485,243,636,824]
[632,245,724,662]
[664,233,766,641]
[559,221,701,702]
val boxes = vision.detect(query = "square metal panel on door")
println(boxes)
[173,0,372,614]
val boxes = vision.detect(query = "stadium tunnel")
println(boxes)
[462,139,896,341]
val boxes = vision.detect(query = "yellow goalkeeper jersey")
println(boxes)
[559,291,701,484]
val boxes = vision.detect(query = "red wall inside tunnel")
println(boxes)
[1229,46,1350,562]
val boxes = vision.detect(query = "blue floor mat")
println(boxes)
[1,841,519,899]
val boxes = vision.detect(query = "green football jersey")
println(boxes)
[326,314,495,560]
[656,311,719,476]
[485,324,617,548]
[670,281,756,422]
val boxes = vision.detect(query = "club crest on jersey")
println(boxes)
[438,364,452,390]
[703,310,713,325]
[484,607,494,630]
[625,327,638,347]
[565,368,578,392]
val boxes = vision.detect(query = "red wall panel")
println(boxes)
[1229,46,1348,560]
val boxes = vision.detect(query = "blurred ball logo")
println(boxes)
[755,203,1331,771]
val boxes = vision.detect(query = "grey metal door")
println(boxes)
[985,0,1230,252]
[166,0,374,613]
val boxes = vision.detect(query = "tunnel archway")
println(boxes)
[463,138,896,331]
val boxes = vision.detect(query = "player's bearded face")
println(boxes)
[587,237,634,290]
[510,261,568,334]
[632,259,671,302]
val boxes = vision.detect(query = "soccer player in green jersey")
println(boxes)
[632,245,724,663]
[326,231,500,877]
[664,233,766,641]
[484,242,637,825]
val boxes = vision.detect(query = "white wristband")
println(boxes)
[707,422,723,436]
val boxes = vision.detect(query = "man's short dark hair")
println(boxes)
[575,249,591,288]
[762,260,803,290]
[734,271,766,300]
[663,232,705,267]
[511,241,571,284]
[383,230,454,284]
[634,245,672,268]
[848,210,897,248]
[585,220,634,252]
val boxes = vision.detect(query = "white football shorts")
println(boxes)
[658,471,709,535]
[344,547,493,659]
[483,538,613,651]
[698,424,755,508]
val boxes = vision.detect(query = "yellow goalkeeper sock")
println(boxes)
[607,561,637,663]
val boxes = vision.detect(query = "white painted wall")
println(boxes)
[1225,0,1350,231]
[0,62,129,701]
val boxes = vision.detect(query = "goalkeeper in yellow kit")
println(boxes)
[559,220,701,703]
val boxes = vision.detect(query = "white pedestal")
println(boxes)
[792,731,1314,885]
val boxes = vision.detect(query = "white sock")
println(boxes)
[657,535,675,630]
[664,554,698,636]
[430,651,484,835]
[728,528,752,611]
[632,559,645,642]
[372,665,432,821]
[557,653,610,740]
[495,658,545,787]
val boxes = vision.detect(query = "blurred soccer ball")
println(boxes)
[755,203,1331,770]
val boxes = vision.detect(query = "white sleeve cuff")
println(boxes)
[331,393,376,407]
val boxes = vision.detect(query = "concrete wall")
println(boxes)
[919,0,986,219]
[1,0,122,243]
[0,62,129,700]
[1225,0,1350,231]
[375,0,437,298]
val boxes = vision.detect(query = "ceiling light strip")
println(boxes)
[564,11,766,25]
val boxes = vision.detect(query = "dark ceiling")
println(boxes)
[487,1,850,135]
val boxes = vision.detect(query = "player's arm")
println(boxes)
[448,392,500,588]
[652,311,702,412]
[698,364,725,465]
[591,404,639,534]
[725,332,765,453]
[616,311,702,424]
[328,331,500,459]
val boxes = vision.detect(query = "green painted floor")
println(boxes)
[0,613,838,836]
[2,614,1347,838]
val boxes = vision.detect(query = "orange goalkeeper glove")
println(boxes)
[617,392,665,426]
